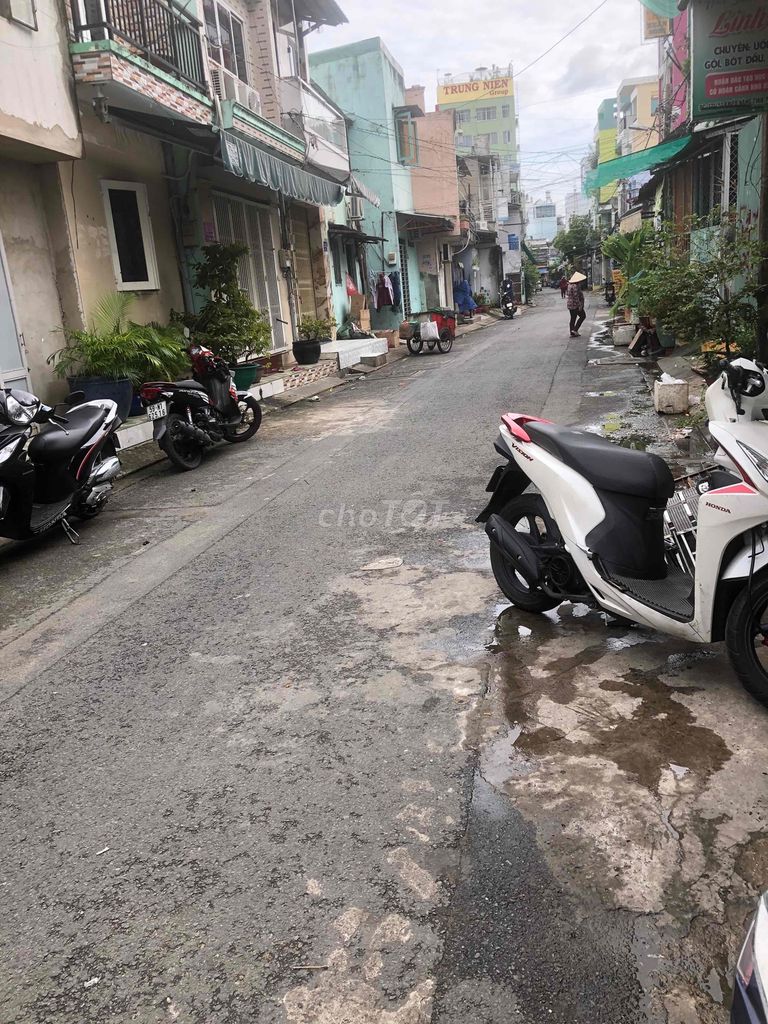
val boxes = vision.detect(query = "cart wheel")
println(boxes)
[407,336,423,355]
[437,330,454,354]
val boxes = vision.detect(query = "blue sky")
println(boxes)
[308,0,659,215]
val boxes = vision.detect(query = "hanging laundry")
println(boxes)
[375,272,395,312]
[346,273,359,297]
[454,280,477,315]
[388,271,402,311]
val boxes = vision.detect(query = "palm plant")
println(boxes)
[49,293,188,384]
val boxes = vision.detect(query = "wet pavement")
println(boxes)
[1,291,766,1023]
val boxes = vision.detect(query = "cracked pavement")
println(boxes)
[1,291,766,1023]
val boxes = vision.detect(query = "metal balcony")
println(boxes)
[71,0,207,92]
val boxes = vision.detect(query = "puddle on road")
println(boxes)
[471,597,768,1023]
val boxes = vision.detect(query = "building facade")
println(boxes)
[0,0,352,399]
[527,192,558,242]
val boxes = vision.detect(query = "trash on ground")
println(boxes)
[360,556,403,572]
[83,977,100,989]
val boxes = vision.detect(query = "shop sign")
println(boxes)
[643,10,674,39]
[691,0,768,119]
[437,77,514,105]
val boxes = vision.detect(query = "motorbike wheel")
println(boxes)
[489,495,562,614]
[162,412,203,471]
[437,330,453,354]
[224,396,262,443]
[407,336,423,355]
[725,573,768,707]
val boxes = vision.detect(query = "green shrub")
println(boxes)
[48,293,188,384]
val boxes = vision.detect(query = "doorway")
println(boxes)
[0,231,29,391]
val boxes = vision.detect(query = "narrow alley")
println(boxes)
[2,293,765,1024]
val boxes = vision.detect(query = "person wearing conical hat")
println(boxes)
[566,272,587,337]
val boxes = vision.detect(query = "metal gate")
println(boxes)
[212,193,286,353]
[398,240,411,317]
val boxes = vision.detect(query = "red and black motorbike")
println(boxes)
[140,341,262,471]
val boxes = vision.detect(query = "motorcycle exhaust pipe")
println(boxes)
[88,455,121,485]
[176,421,213,446]
[485,514,542,586]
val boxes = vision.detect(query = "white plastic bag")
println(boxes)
[420,320,439,342]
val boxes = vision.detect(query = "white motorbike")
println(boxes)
[479,357,768,706]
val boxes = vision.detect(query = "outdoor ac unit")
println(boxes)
[209,65,261,115]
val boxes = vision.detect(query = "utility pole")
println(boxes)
[758,113,768,364]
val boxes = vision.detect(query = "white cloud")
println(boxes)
[308,0,658,213]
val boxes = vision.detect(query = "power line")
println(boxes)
[515,0,613,78]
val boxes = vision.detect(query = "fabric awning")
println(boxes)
[584,134,692,193]
[221,131,345,206]
[348,174,381,208]
[639,0,679,16]
[328,224,384,244]
[397,211,455,233]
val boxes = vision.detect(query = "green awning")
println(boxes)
[221,131,344,206]
[639,0,679,16]
[583,134,692,193]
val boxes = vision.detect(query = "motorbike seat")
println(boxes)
[525,422,675,503]
[29,404,109,463]
[174,380,207,390]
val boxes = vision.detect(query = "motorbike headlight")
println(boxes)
[0,435,22,465]
[5,393,37,425]
[738,442,768,484]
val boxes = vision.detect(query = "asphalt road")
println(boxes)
[2,291,767,1024]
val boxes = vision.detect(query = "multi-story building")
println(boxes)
[310,38,425,329]
[0,0,352,398]
[565,190,592,223]
[436,65,520,223]
[527,192,558,242]
[615,76,659,232]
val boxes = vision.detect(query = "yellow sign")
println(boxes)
[437,77,514,105]
[643,10,673,40]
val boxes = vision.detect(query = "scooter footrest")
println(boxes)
[30,497,72,533]
[603,563,695,622]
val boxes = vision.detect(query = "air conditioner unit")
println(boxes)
[209,64,261,115]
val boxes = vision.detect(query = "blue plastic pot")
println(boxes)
[68,376,133,421]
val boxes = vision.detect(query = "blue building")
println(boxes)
[310,38,425,331]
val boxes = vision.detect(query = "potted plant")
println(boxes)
[48,294,188,420]
[633,213,766,361]
[185,243,271,389]
[293,313,335,365]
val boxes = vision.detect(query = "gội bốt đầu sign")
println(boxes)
[690,0,768,120]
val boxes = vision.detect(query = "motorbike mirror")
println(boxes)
[66,390,86,404]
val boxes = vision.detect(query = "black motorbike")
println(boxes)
[0,387,121,544]
[140,342,262,471]
[500,283,518,320]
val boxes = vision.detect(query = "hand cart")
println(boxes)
[400,308,457,356]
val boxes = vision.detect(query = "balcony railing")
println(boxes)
[282,77,347,154]
[71,0,207,92]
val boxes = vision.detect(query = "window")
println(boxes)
[651,95,659,115]
[204,0,248,82]
[456,133,472,148]
[396,113,418,165]
[489,132,498,146]
[502,130,512,144]
[101,181,159,291]
[456,109,471,123]
[212,193,286,352]
[693,144,723,218]
[0,0,37,29]
[475,106,497,121]
[501,104,510,119]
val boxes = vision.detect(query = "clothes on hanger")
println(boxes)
[374,272,395,312]
[388,271,402,311]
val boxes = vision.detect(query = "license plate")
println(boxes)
[146,401,167,421]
